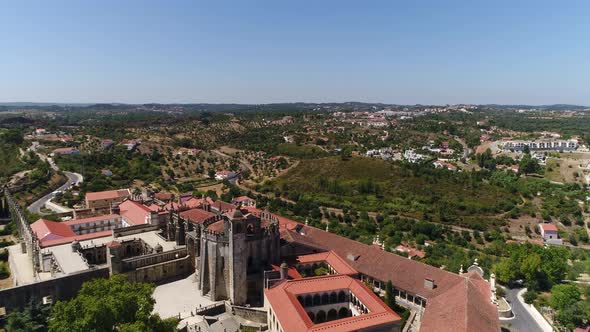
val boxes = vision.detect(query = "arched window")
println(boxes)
[327,309,338,321]
[246,223,255,234]
[338,307,350,318]
[316,310,326,323]
[305,295,313,307]
[321,293,329,305]
[313,294,321,306]
[338,290,346,302]
[307,312,315,322]
[329,292,337,303]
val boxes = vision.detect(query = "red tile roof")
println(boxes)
[296,251,357,276]
[31,219,75,242]
[271,264,303,279]
[265,275,401,332]
[85,189,130,202]
[179,208,216,224]
[211,200,236,212]
[154,192,173,201]
[232,195,254,202]
[52,147,78,153]
[207,220,225,232]
[118,200,151,225]
[420,272,499,332]
[41,230,112,248]
[31,219,112,247]
[540,223,558,232]
[279,222,500,332]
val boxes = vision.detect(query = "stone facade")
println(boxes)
[187,209,281,305]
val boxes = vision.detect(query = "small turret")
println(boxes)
[280,262,289,280]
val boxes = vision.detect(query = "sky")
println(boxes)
[1,1,589,105]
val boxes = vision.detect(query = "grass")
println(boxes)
[270,157,517,229]
[275,143,329,159]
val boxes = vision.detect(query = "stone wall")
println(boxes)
[125,255,192,283]
[0,267,109,312]
[229,303,268,323]
[113,224,159,237]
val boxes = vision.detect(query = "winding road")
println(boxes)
[27,171,83,215]
[503,288,546,332]
[26,152,83,215]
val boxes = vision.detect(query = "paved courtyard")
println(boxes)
[153,273,216,319]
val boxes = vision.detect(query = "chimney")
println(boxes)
[424,278,435,290]
[280,262,289,280]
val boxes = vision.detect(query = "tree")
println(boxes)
[555,301,590,331]
[49,274,177,332]
[6,299,51,332]
[519,154,540,175]
[493,258,518,284]
[521,253,541,282]
[549,284,580,311]
[523,290,537,304]
[384,280,395,309]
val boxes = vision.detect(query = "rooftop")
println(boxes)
[179,208,216,224]
[277,218,501,332]
[85,188,130,202]
[295,251,357,276]
[540,223,558,232]
[119,199,152,226]
[265,275,401,332]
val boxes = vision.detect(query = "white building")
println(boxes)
[539,223,563,245]
[503,139,578,151]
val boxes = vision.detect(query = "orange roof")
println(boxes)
[207,220,225,232]
[540,223,558,232]
[31,219,112,247]
[264,275,400,332]
[185,197,214,208]
[420,272,499,332]
[296,251,357,276]
[52,147,78,153]
[154,192,173,201]
[211,200,236,212]
[31,219,75,242]
[85,189,130,202]
[41,230,112,247]
[232,195,254,202]
[279,223,500,332]
[271,264,303,279]
[179,208,216,224]
[118,200,151,225]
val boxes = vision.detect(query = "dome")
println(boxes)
[154,243,163,252]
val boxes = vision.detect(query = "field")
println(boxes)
[269,157,517,230]
[544,158,585,184]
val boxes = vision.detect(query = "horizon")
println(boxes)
[2,1,590,105]
[1,101,589,108]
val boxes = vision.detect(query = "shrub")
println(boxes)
[523,290,537,304]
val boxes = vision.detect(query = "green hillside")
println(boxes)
[268,157,517,229]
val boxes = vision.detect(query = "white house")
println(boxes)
[539,223,562,245]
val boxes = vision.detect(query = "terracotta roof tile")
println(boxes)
[265,275,401,332]
[179,208,216,224]
[85,189,130,202]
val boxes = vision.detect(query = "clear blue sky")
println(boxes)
[1,1,589,105]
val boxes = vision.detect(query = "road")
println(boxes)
[454,136,472,160]
[503,288,544,332]
[26,150,83,215]
[27,171,83,215]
